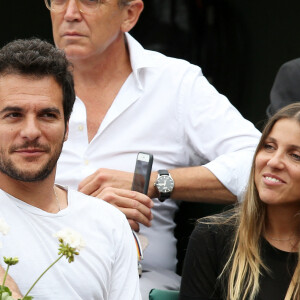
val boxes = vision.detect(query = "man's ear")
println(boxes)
[121,0,144,33]
[64,121,69,142]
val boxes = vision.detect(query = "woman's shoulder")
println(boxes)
[192,210,237,244]
[181,210,236,297]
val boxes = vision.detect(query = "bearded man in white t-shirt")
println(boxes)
[0,38,141,300]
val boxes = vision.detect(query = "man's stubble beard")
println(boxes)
[0,137,65,182]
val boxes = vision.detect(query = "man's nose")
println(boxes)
[20,117,42,141]
[64,0,83,21]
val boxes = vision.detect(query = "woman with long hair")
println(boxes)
[179,103,300,300]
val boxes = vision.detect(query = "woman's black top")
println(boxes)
[179,221,297,300]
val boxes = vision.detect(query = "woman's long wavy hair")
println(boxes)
[206,103,300,300]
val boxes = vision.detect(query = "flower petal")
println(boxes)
[54,228,85,251]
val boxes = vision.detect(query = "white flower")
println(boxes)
[53,228,85,251]
[0,218,9,235]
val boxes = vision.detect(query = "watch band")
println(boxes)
[159,191,171,202]
[158,169,169,176]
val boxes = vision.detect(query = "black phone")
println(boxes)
[131,152,153,194]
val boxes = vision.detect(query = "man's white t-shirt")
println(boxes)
[0,188,140,300]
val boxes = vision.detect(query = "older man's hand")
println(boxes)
[78,169,153,232]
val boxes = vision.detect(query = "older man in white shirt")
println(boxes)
[45,0,261,298]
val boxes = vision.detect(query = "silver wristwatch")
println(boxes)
[154,170,175,202]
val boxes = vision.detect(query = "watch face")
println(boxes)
[155,175,174,193]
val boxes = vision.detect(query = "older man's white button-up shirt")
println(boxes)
[56,33,261,273]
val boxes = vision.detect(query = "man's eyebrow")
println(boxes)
[291,145,300,151]
[0,106,23,114]
[0,107,62,115]
[39,107,61,115]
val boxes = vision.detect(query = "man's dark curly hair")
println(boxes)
[0,38,75,125]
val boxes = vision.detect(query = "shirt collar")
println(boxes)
[125,32,157,90]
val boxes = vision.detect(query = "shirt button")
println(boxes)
[84,160,89,166]
[78,124,84,131]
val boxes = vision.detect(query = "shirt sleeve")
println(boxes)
[109,217,141,300]
[179,223,226,300]
[180,69,261,200]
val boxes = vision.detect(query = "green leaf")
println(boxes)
[1,291,15,300]
[0,286,12,295]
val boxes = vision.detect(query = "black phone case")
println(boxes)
[131,152,153,194]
